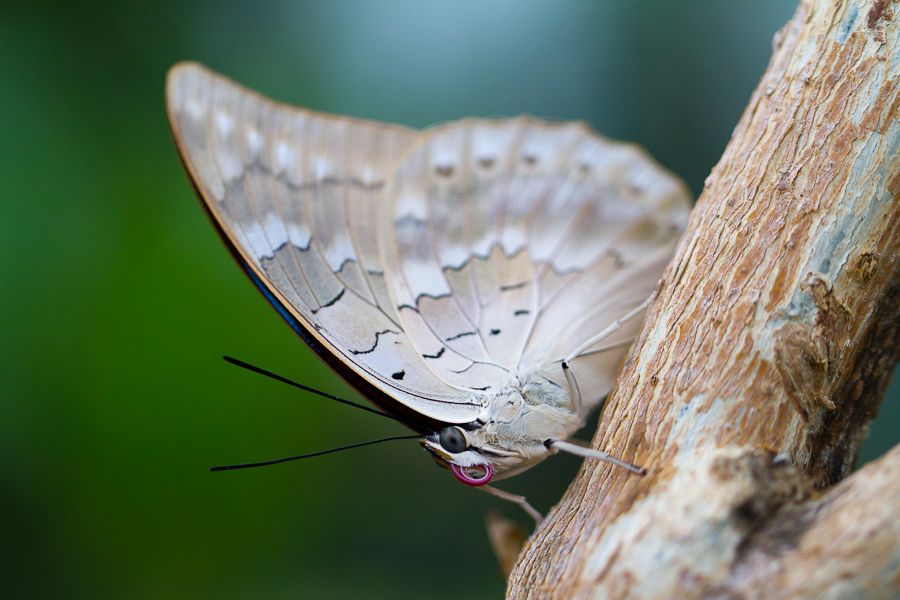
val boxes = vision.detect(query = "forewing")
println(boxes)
[166,63,483,425]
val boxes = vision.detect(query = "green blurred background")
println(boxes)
[1,1,896,598]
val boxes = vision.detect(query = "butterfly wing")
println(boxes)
[385,118,691,409]
[167,62,690,429]
[166,63,484,428]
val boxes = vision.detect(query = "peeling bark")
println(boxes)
[508,0,899,597]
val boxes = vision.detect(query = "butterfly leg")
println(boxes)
[561,360,583,414]
[545,439,647,475]
[480,485,544,523]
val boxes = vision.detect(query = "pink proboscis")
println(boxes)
[450,462,493,486]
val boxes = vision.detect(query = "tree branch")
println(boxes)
[725,445,900,598]
[508,0,899,596]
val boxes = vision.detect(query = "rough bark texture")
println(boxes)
[508,1,899,598]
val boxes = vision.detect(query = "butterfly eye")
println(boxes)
[438,426,467,454]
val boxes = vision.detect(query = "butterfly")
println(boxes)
[166,62,690,520]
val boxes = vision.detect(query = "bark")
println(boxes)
[508,1,899,598]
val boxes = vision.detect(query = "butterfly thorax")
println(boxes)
[464,368,583,479]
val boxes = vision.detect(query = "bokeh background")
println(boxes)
[1,1,896,598]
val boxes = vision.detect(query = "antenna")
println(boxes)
[210,434,420,471]
[223,355,399,421]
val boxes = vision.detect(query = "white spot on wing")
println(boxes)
[214,121,244,183]
[323,233,355,271]
[246,127,263,157]
[242,220,272,261]
[216,154,243,182]
[241,212,304,260]
[185,99,204,122]
[501,226,527,256]
[359,166,378,185]
[471,122,519,162]
[405,261,451,298]
[275,141,295,176]
[442,244,469,269]
[287,223,311,248]
[215,111,234,136]
[395,192,428,220]
[315,157,334,179]
[472,234,494,257]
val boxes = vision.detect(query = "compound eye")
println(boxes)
[438,426,467,454]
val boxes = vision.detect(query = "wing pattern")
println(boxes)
[167,63,691,424]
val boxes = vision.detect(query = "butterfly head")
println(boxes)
[420,377,582,486]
